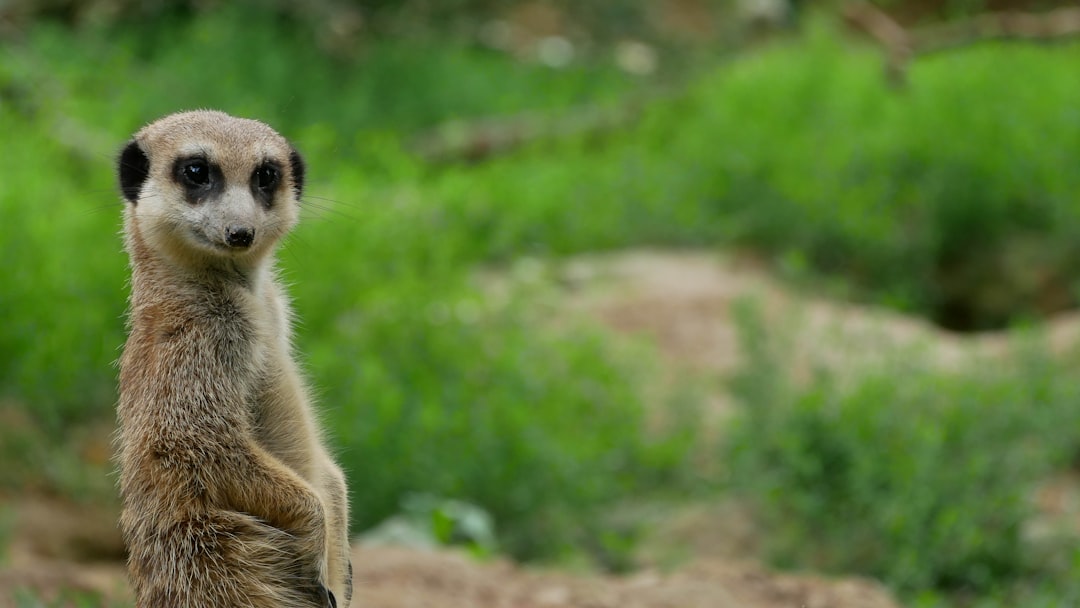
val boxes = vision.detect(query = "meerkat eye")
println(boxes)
[179,160,211,187]
[254,165,279,191]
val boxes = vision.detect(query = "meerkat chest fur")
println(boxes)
[249,276,328,480]
[115,111,352,608]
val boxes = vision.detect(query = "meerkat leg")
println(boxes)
[318,457,353,604]
[129,428,333,603]
[126,510,330,608]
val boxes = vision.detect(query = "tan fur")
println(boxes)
[115,111,352,607]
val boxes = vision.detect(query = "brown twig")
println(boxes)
[409,100,647,164]
[842,2,912,86]
[844,1,1080,86]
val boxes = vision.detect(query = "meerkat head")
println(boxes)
[117,110,306,270]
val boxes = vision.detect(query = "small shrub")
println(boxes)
[726,302,1080,593]
[359,493,499,558]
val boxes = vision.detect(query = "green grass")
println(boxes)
[11,588,129,608]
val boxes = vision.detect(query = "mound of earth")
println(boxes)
[555,249,1080,374]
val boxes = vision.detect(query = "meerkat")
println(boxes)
[115,110,352,607]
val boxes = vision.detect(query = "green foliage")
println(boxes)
[361,494,499,557]
[5,6,633,147]
[0,506,11,564]
[293,253,699,559]
[677,34,1080,330]
[12,588,119,608]
[0,7,693,563]
[910,548,1080,607]
[0,3,630,424]
[726,301,1080,595]
[414,28,1080,330]
[0,115,126,431]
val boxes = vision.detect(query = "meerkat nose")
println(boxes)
[225,225,255,249]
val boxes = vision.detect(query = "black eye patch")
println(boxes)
[253,163,279,191]
[172,156,222,204]
[251,161,282,208]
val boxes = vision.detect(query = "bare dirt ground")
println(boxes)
[556,249,1080,376]
[15,248,1080,608]
[0,494,899,607]
[2,504,900,608]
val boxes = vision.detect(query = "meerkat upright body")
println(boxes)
[115,111,351,608]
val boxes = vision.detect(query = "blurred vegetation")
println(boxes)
[0,0,701,565]
[4,0,1080,604]
[728,302,1080,603]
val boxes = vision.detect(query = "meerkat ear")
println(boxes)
[118,140,150,205]
[289,147,305,199]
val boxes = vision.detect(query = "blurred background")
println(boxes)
[3,0,1080,606]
